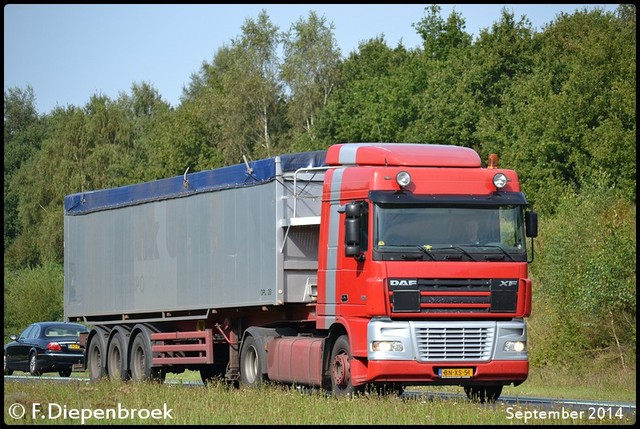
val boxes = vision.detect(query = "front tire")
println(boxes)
[239,335,264,388]
[329,335,360,396]
[464,385,503,403]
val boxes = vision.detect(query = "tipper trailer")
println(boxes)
[64,142,538,402]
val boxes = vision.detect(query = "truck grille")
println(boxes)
[414,325,494,361]
[389,278,518,314]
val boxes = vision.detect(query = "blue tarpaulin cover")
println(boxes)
[64,150,327,215]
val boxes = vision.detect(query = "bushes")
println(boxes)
[530,185,636,369]
[3,263,64,342]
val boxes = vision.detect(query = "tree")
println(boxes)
[281,11,341,145]
[412,4,472,60]
[316,37,421,144]
[4,86,44,255]
[478,7,636,214]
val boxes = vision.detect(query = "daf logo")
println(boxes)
[390,279,417,287]
[498,280,518,287]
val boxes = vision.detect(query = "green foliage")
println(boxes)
[530,185,636,368]
[281,11,341,144]
[4,86,45,254]
[316,38,422,143]
[4,264,64,343]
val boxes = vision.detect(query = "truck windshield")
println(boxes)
[374,205,526,260]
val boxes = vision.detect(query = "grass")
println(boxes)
[5,364,635,425]
[4,378,635,425]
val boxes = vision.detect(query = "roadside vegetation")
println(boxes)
[4,4,635,414]
[3,377,635,425]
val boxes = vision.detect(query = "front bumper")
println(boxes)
[352,318,528,386]
[352,358,528,386]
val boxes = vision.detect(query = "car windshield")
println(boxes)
[44,326,85,337]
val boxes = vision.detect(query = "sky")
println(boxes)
[4,4,618,115]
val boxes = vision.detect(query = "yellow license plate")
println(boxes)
[69,344,80,350]
[439,368,473,378]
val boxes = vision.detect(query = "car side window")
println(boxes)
[19,325,35,340]
[28,325,40,339]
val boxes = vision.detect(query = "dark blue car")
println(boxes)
[4,321,88,377]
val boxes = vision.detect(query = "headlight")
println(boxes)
[504,340,526,352]
[493,173,508,189]
[371,341,404,352]
[396,171,411,188]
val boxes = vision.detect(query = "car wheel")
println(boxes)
[59,368,72,377]
[4,353,13,376]
[29,352,42,376]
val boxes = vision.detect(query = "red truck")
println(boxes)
[64,142,537,403]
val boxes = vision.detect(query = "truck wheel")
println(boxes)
[107,332,129,381]
[29,352,42,376]
[87,333,107,381]
[130,332,152,381]
[239,335,264,388]
[329,335,360,396]
[464,385,503,403]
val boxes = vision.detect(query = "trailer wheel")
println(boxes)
[87,332,107,381]
[107,331,129,381]
[129,328,165,383]
[464,385,503,403]
[329,335,360,396]
[130,333,151,381]
[239,335,264,388]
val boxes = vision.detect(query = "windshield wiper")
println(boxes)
[480,244,516,261]
[382,245,437,261]
[429,245,478,261]
[413,245,436,260]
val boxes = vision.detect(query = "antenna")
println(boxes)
[243,154,254,175]
[183,167,190,189]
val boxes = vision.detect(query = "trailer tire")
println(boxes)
[87,332,107,381]
[239,335,265,388]
[130,332,152,381]
[329,335,360,396]
[107,331,129,381]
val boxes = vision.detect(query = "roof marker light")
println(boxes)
[396,171,411,188]
[493,173,508,189]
